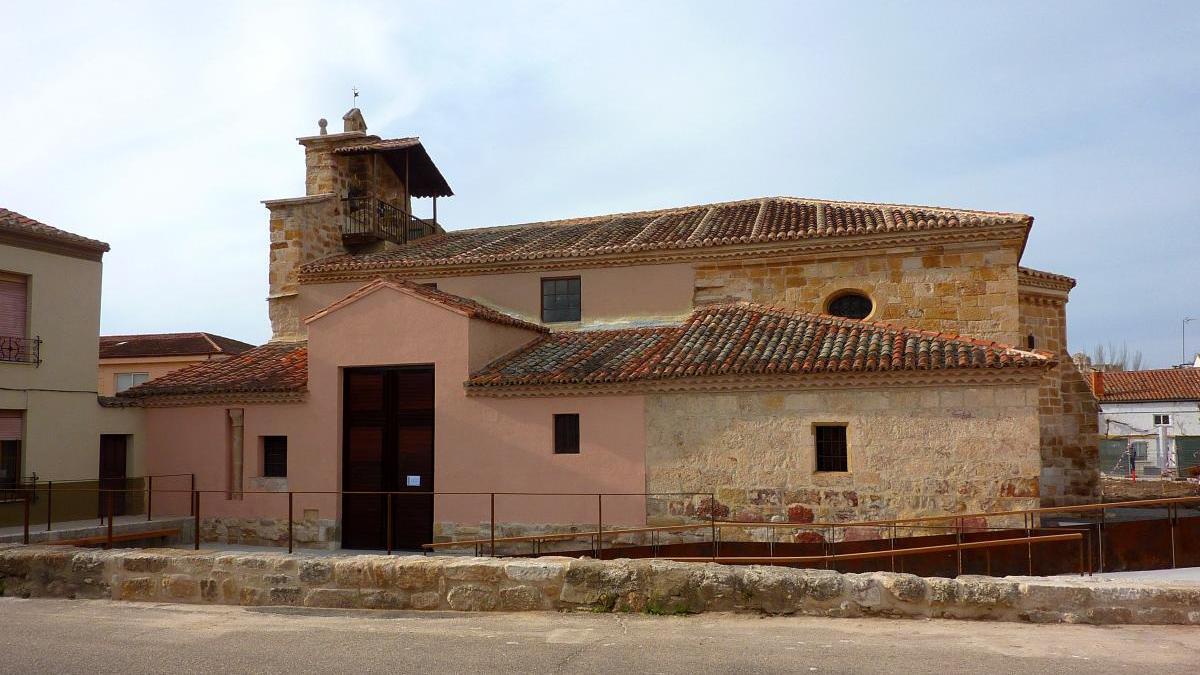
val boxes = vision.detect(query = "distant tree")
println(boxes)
[1087,342,1144,371]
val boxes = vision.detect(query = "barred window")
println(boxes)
[262,436,287,478]
[814,425,848,472]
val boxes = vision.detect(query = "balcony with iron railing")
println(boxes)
[0,335,40,366]
[342,196,439,247]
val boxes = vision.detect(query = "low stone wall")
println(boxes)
[200,517,338,550]
[1,545,1197,625]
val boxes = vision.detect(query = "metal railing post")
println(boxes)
[107,491,114,548]
[288,491,294,554]
[146,476,153,522]
[190,474,196,516]
[1169,503,1177,569]
[193,490,200,551]
[710,492,717,560]
[597,494,603,560]
[46,481,52,532]
[22,491,30,544]
[386,493,393,556]
[955,517,963,577]
[1025,512,1033,575]
[490,493,496,557]
[1098,506,1105,573]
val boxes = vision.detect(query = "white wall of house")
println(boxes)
[1098,401,1200,473]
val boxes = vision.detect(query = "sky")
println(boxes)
[1,1,1197,367]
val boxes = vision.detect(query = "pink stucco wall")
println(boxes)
[143,282,648,543]
[298,263,696,327]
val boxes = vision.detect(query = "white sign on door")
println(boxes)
[406,475,421,487]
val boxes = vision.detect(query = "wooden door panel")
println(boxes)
[342,367,434,551]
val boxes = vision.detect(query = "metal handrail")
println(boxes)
[342,196,437,245]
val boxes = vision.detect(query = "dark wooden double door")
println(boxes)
[342,367,434,550]
[99,434,128,516]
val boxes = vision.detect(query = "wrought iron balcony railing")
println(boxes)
[0,335,40,366]
[342,196,438,246]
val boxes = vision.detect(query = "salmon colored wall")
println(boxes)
[298,262,696,328]
[143,282,651,543]
[143,400,335,523]
[305,285,648,528]
[98,355,222,396]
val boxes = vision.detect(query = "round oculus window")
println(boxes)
[827,293,873,320]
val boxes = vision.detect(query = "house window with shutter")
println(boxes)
[0,411,22,488]
[0,273,30,364]
[553,414,580,454]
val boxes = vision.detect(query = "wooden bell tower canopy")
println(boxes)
[334,137,454,199]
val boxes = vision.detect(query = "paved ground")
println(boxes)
[1,598,1199,674]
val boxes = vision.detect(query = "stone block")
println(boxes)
[161,574,199,600]
[298,560,332,584]
[304,588,360,609]
[122,554,170,573]
[446,584,498,611]
[119,577,156,602]
[499,585,544,611]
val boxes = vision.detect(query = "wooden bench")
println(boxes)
[48,527,181,548]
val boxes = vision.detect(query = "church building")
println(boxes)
[115,109,1099,550]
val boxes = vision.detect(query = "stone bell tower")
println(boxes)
[261,108,453,341]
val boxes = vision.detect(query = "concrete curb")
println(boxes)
[1,545,1198,624]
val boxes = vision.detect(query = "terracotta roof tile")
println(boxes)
[0,208,109,254]
[116,341,307,398]
[1095,368,1200,403]
[99,332,255,359]
[332,137,422,154]
[468,303,1050,389]
[305,278,547,333]
[302,196,1031,274]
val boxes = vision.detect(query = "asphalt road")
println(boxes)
[1,598,1198,674]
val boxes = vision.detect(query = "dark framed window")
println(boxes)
[826,293,873,320]
[541,277,581,323]
[1153,414,1171,426]
[814,425,848,472]
[263,436,287,478]
[553,414,580,454]
[1026,334,1036,350]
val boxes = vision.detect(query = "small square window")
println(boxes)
[262,436,287,478]
[1153,414,1171,426]
[115,372,150,393]
[541,277,581,323]
[553,414,580,454]
[814,425,848,472]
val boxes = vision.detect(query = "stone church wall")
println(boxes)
[643,381,1043,530]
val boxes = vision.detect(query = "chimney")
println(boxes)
[1090,370,1104,398]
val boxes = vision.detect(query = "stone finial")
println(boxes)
[343,108,367,133]
[318,118,328,135]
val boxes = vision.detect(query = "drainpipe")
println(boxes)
[229,409,245,500]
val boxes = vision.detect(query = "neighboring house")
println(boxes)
[113,108,1099,550]
[98,332,254,396]
[0,208,142,499]
[1090,369,1200,477]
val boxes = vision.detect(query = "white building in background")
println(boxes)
[1091,368,1200,477]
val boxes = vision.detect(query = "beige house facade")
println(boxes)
[115,109,1098,550]
[98,332,254,396]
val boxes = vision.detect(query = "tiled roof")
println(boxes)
[0,208,109,255]
[117,341,307,398]
[333,137,422,154]
[468,303,1050,389]
[306,278,548,333]
[99,332,255,359]
[1095,368,1200,403]
[1018,266,1076,289]
[302,197,1031,274]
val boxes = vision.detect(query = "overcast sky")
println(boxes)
[2,1,1197,366]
